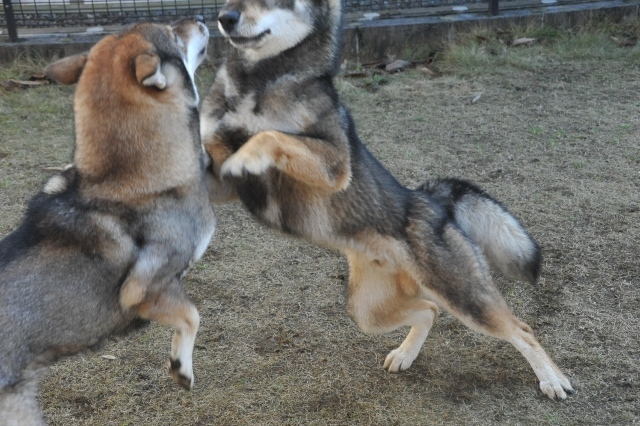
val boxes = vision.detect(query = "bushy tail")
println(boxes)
[417,178,541,283]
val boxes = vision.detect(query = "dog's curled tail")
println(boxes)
[417,178,541,283]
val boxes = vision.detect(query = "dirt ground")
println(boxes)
[1,29,639,425]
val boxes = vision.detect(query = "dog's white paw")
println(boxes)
[383,347,419,372]
[221,150,273,177]
[540,374,574,401]
[169,358,194,390]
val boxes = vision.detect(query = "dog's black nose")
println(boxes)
[195,15,205,24]
[218,10,240,33]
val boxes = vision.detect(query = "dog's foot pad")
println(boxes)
[383,347,419,372]
[540,376,574,401]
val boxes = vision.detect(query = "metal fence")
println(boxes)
[0,0,505,30]
[1,0,595,41]
[2,0,222,29]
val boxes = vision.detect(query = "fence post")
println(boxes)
[2,0,19,42]
[488,0,499,16]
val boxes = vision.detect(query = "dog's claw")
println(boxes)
[539,379,574,401]
[383,347,418,372]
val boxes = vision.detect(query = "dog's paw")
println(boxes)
[540,375,574,401]
[220,149,273,178]
[168,358,194,390]
[383,347,419,372]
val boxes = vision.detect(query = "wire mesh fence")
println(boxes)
[1,0,500,29]
[0,0,604,31]
[2,0,220,28]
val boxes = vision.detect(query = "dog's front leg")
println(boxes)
[220,130,352,192]
[123,280,200,390]
[141,286,200,391]
[204,137,238,203]
[120,254,199,390]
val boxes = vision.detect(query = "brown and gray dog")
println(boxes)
[201,0,573,401]
[0,18,213,424]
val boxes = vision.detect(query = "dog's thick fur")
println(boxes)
[0,18,213,424]
[201,0,573,400]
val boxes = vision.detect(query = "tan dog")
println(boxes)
[0,18,213,425]
[201,0,573,401]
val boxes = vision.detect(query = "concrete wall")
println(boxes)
[341,1,640,63]
[0,1,638,64]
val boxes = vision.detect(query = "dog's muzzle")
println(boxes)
[218,10,240,34]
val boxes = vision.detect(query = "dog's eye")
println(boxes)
[199,47,206,56]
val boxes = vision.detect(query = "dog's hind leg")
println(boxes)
[121,278,199,390]
[0,388,45,426]
[345,250,439,372]
[458,304,573,400]
[500,316,573,400]
[0,361,48,426]
[409,219,573,400]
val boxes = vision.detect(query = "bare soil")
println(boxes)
[0,35,638,425]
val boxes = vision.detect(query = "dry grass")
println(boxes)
[1,25,639,425]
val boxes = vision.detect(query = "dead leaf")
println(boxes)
[11,79,49,87]
[101,355,117,360]
[417,66,437,76]
[496,30,513,44]
[343,72,367,78]
[385,59,412,73]
[512,38,537,46]
[30,72,47,81]
[0,71,53,91]
[610,36,638,47]
[0,81,19,91]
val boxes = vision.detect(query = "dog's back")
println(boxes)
[1,18,213,423]
[0,169,135,388]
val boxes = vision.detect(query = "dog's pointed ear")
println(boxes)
[44,53,88,85]
[135,53,167,89]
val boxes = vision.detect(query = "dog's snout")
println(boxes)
[218,10,240,33]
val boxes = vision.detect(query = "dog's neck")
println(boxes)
[72,88,202,203]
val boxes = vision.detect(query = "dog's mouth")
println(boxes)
[228,29,271,46]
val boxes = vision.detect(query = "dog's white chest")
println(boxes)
[192,214,216,264]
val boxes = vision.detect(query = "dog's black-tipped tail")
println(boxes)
[417,178,541,284]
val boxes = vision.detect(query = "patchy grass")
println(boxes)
[1,26,639,425]
[0,55,49,82]
[438,20,640,76]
